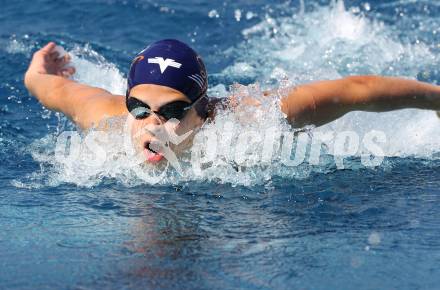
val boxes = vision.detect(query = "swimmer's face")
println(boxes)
[126,84,204,164]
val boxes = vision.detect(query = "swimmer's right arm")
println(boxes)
[24,42,126,129]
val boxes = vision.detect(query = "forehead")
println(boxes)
[129,84,191,105]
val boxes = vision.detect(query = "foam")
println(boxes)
[4,36,34,55]
[14,0,440,188]
[222,0,440,158]
[69,44,126,95]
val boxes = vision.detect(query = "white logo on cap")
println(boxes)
[148,57,182,73]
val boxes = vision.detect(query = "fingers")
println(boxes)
[49,46,71,63]
[53,51,75,78]
[60,53,71,65]
[40,42,57,54]
[60,66,76,78]
[48,49,72,68]
[32,42,75,78]
[34,42,57,62]
[57,54,74,70]
[49,51,60,61]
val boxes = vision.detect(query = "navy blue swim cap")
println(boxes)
[127,39,208,103]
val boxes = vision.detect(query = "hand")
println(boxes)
[25,42,75,79]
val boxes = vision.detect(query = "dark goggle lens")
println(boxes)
[132,107,151,119]
[157,101,191,120]
[127,97,191,121]
[126,98,152,119]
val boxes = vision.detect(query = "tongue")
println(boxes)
[144,148,164,163]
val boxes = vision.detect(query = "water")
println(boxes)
[1,0,440,289]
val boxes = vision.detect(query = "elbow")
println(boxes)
[345,75,380,89]
[343,75,382,107]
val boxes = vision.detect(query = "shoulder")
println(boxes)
[75,94,127,129]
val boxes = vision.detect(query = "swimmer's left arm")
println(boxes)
[281,76,440,127]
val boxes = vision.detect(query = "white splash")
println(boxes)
[225,0,440,158]
[69,44,126,95]
[3,36,34,55]
[14,0,440,188]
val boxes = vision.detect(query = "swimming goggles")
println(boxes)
[126,96,194,121]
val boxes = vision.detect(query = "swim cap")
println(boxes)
[127,39,208,103]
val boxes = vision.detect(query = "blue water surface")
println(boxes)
[1,0,440,289]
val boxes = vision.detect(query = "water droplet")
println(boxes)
[363,3,371,11]
[246,11,256,20]
[234,9,242,22]
[368,232,381,245]
[208,9,220,18]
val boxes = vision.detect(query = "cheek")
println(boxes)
[174,117,191,136]
[175,111,203,135]
[129,118,139,137]
[129,119,149,142]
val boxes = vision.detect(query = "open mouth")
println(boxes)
[143,141,164,163]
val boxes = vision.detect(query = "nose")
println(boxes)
[131,113,165,142]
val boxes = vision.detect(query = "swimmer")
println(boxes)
[24,40,440,164]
